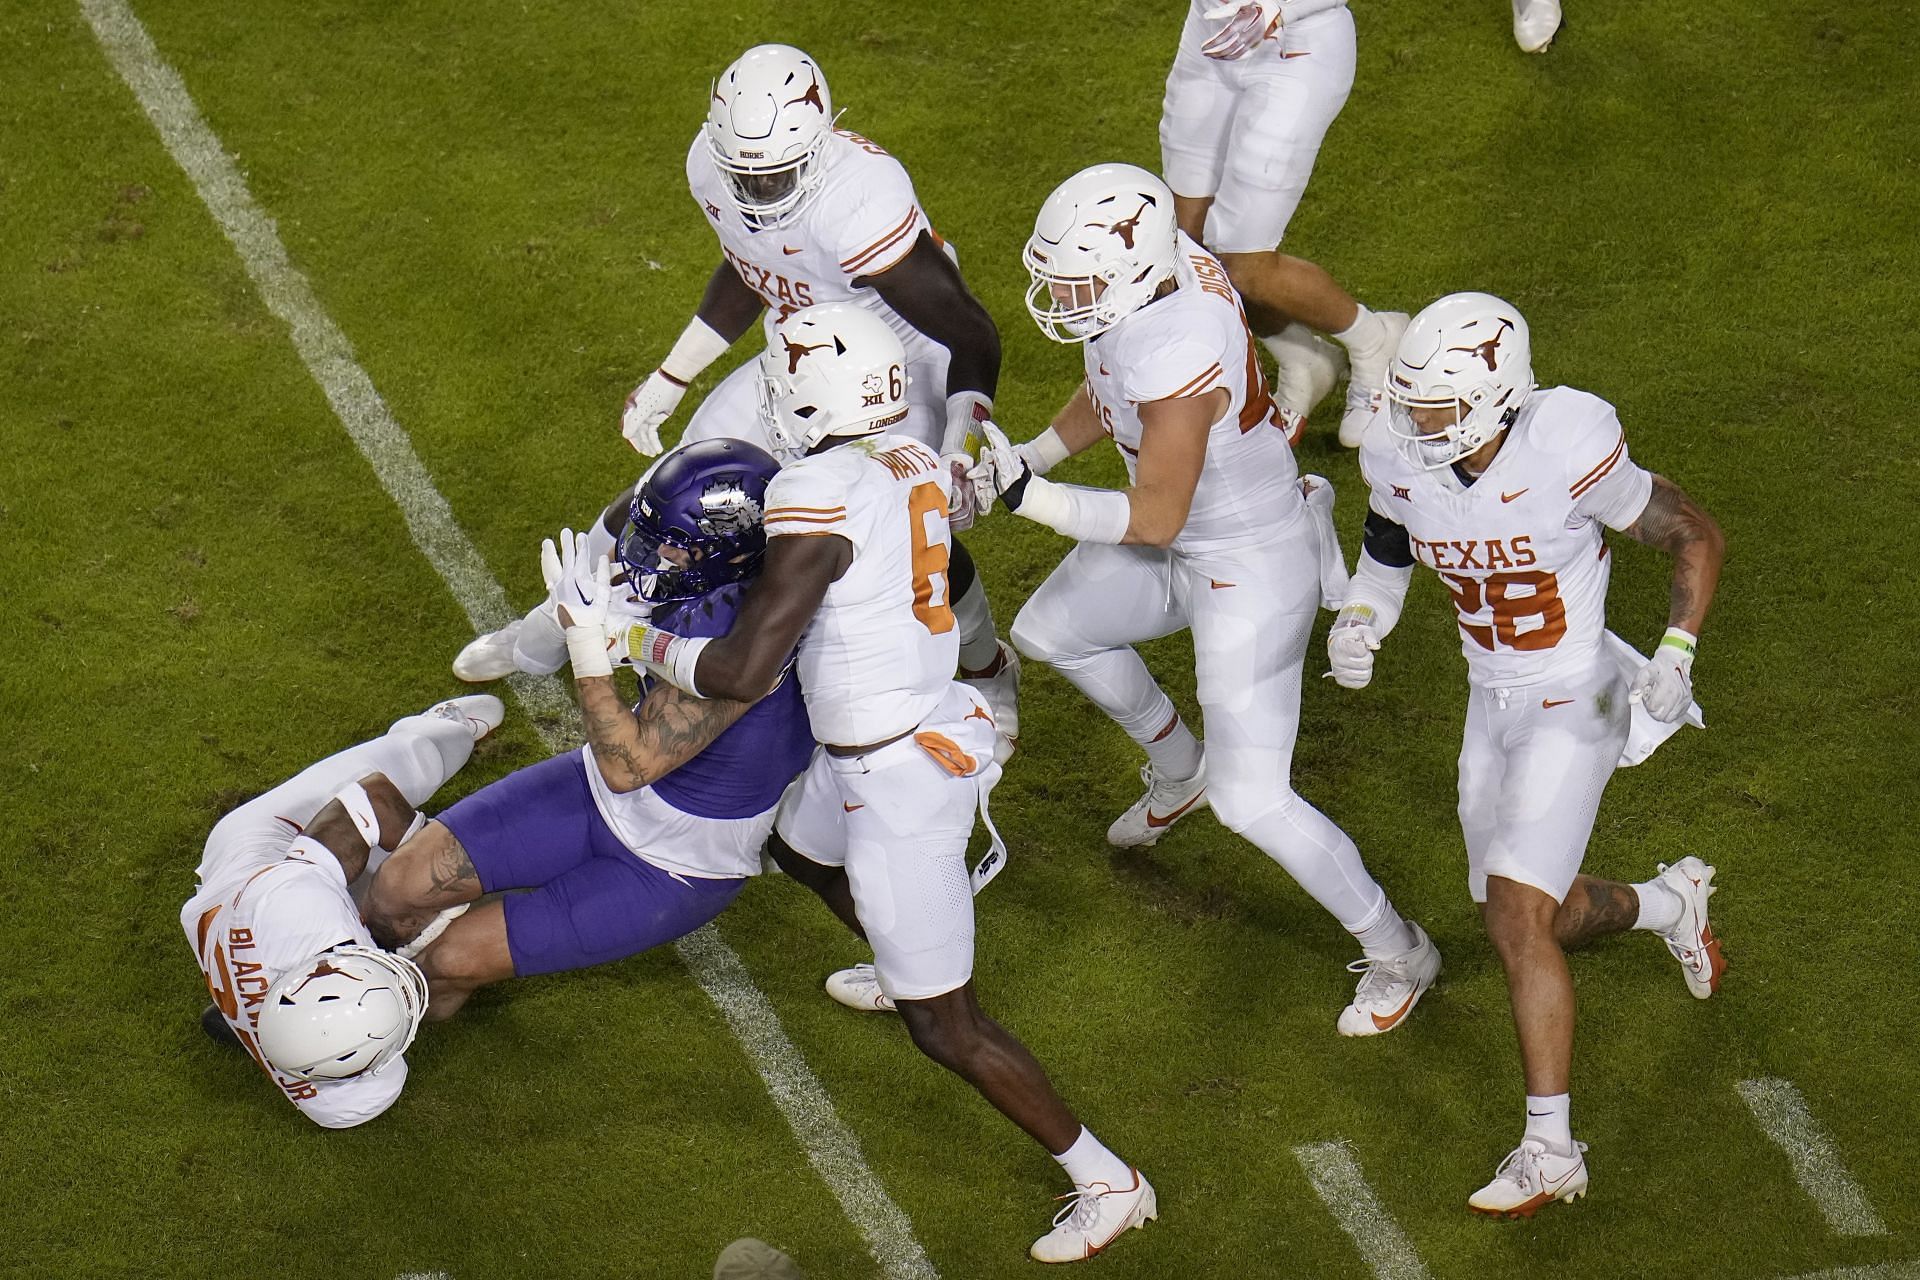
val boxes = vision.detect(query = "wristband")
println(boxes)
[565,625,615,680]
[623,623,711,698]
[1658,627,1698,658]
[659,316,732,385]
[1019,426,1072,476]
[944,391,994,458]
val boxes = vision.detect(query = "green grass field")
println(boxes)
[6,0,1918,1276]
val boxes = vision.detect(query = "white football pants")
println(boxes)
[1160,3,1357,254]
[1458,658,1632,904]
[1012,519,1391,933]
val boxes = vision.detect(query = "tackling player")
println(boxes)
[183,694,503,1128]
[1330,292,1726,1215]
[1163,0,1406,446]
[974,163,1440,1038]
[591,303,1156,1264]
[616,43,1020,740]
[364,441,816,1018]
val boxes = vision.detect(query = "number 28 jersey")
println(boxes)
[1358,386,1655,689]
[763,434,957,746]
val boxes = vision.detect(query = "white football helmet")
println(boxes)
[1385,292,1535,469]
[757,304,910,459]
[255,946,427,1081]
[1024,163,1179,343]
[706,45,837,230]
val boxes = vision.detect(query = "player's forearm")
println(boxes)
[1051,383,1108,456]
[1120,483,1194,548]
[574,673,752,791]
[689,631,792,704]
[1624,474,1725,635]
[694,260,766,345]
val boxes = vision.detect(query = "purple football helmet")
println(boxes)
[618,438,780,603]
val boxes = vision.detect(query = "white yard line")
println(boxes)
[1782,1264,1920,1280]
[79,3,937,1275]
[1737,1078,1887,1238]
[1292,1142,1432,1280]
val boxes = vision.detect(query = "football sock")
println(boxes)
[1141,706,1205,781]
[1631,878,1684,933]
[1525,1094,1574,1154]
[1350,901,1418,960]
[1053,1126,1133,1190]
[953,571,1002,674]
[1333,303,1383,352]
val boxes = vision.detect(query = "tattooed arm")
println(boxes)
[1621,474,1726,635]
[575,673,754,793]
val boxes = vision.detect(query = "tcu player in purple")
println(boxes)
[364,441,814,1014]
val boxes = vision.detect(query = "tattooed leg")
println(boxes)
[363,820,482,949]
[1553,874,1641,950]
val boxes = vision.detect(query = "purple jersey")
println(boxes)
[648,582,814,820]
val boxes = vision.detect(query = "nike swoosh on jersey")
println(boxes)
[1209,579,1237,590]
[1541,698,1575,708]
[782,246,803,255]
[843,802,864,812]
[1501,488,1530,503]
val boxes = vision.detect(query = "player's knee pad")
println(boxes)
[1208,777,1297,836]
[1009,602,1084,668]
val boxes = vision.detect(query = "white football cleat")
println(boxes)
[1030,1169,1157,1264]
[1653,856,1724,998]
[1468,1138,1588,1218]
[425,694,505,741]
[1337,921,1441,1036]
[824,963,896,1013]
[1513,0,1564,52]
[452,619,525,683]
[1267,323,1348,422]
[959,641,1022,762]
[1107,758,1208,849]
[1338,310,1409,448]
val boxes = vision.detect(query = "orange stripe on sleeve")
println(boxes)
[1165,362,1225,399]
[840,208,921,273]
[1570,432,1626,497]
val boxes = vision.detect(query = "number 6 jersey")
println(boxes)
[1358,386,1655,689]
[764,434,957,746]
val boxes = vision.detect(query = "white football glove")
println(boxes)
[943,452,980,532]
[968,421,1036,514]
[1630,632,1696,724]
[620,370,687,456]
[1325,613,1381,689]
[540,529,616,678]
[1201,1,1282,59]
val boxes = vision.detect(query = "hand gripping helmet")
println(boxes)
[1386,292,1536,469]
[618,437,781,604]
[255,946,427,1081]
[706,44,837,230]
[1024,163,1180,343]
[756,303,910,460]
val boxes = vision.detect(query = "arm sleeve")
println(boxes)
[1567,406,1655,530]
[833,155,929,279]
[764,463,858,548]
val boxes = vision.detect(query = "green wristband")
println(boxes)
[1658,628,1697,658]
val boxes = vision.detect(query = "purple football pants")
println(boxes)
[437,752,743,977]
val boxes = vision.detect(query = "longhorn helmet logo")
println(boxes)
[1448,318,1515,372]
[784,68,826,113]
[287,956,360,998]
[1098,197,1155,250]
[782,333,833,374]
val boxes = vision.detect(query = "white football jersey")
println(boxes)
[179,836,404,1129]
[764,434,958,745]
[1358,386,1656,688]
[1084,232,1305,555]
[687,129,934,352]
